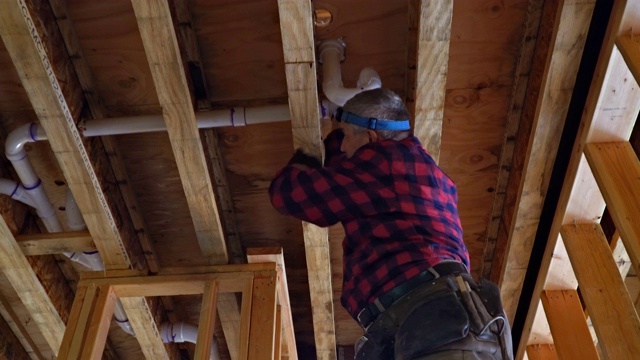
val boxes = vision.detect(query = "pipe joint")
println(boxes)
[318,38,346,64]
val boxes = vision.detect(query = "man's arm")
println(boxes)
[269,132,393,227]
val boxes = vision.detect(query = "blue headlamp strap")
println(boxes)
[335,107,411,131]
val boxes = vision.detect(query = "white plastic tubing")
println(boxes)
[318,39,382,106]
[161,322,220,360]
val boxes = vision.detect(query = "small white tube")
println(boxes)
[113,302,135,336]
[0,178,38,208]
[160,322,220,360]
[318,39,382,106]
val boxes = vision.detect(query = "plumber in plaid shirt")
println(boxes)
[270,88,512,360]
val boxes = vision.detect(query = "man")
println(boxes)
[270,88,512,359]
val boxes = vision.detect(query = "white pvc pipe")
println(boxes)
[82,105,291,137]
[65,188,87,231]
[160,322,220,360]
[0,178,38,208]
[318,39,382,106]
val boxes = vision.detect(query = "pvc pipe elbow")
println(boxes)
[5,123,46,160]
[160,322,220,360]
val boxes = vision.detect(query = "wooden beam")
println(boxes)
[120,296,170,360]
[195,282,218,360]
[540,290,598,360]
[239,278,254,360]
[0,297,32,360]
[518,0,640,355]
[585,142,640,275]
[561,224,640,359]
[131,0,227,265]
[248,272,278,360]
[0,290,43,360]
[277,1,336,359]
[491,0,595,321]
[81,286,117,360]
[526,344,559,360]
[408,0,453,163]
[15,231,95,256]
[0,216,65,354]
[247,248,297,360]
[617,34,640,84]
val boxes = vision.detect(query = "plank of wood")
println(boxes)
[119,296,170,360]
[15,231,95,256]
[585,142,640,275]
[526,344,558,360]
[410,0,453,162]
[0,216,65,354]
[247,248,297,360]
[248,271,278,360]
[518,0,640,355]
[131,0,227,265]
[239,278,254,360]
[0,0,133,269]
[275,305,283,360]
[540,290,598,360]
[561,224,640,359]
[81,286,117,360]
[277,1,336,358]
[483,0,544,280]
[492,0,595,321]
[0,307,31,360]
[194,282,218,360]
[617,34,640,84]
[0,290,43,360]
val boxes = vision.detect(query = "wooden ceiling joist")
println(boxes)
[0,1,172,358]
[491,0,595,322]
[409,0,453,163]
[518,0,640,357]
[277,0,337,358]
[15,231,95,256]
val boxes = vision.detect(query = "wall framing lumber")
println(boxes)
[491,0,595,322]
[0,216,64,353]
[248,272,278,360]
[517,0,640,357]
[15,231,95,256]
[540,290,598,360]
[194,281,218,360]
[0,308,30,360]
[277,0,337,358]
[247,247,298,360]
[585,142,640,275]
[0,291,42,360]
[526,344,558,360]
[131,0,227,265]
[407,0,453,163]
[561,224,640,359]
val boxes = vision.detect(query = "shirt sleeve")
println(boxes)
[269,136,395,227]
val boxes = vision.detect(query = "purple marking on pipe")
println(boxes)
[83,251,99,255]
[115,317,129,323]
[321,103,327,118]
[10,183,19,198]
[69,252,77,259]
[23,178,41,191]
[230,108,235,127]
[29,123,38,142]
[12,153,27,162]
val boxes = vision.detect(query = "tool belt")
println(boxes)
[356,261,468,331]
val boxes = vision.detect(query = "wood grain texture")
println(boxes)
[120,296,171,360]
[247,248,298,360]
[15,231,95,256]
[585,142,640,276]
[561,224,640,359]
[248,271,278,360]
[410,0,453,162]
[195,282,218,360]
[494,0,595,321]
[0,289,42,359]
[540,290,598,360]
[518,0,640,354]
[81,286,117,360]
[131,0,227,265]
[278,1,336,358]
[0,309,30,360]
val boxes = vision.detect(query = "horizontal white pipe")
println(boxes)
[161,322,220,360]
[319,39,382,106]
[81,105,291,137]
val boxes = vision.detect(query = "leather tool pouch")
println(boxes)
[395,291,469,356]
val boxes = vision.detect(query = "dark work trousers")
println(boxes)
[354,274,513,360]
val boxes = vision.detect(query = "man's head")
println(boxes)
[339,88,411,157]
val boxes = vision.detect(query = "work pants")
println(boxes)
[354,274,513,360]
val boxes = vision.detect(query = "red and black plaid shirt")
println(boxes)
[269,130,469,319]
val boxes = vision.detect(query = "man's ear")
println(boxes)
[367,129,378,143]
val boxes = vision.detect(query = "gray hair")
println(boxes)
[342,88,411,141]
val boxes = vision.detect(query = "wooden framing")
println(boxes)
[59,262,287,360]
[15,231,95,256]
[540,290,598,359]
[518,0,640,358]
[491,0,595,321]
[277,1,336,359]
[407,0,453,163]
[526,344,558,360]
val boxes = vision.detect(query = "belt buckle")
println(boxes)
[357,308,372,331]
